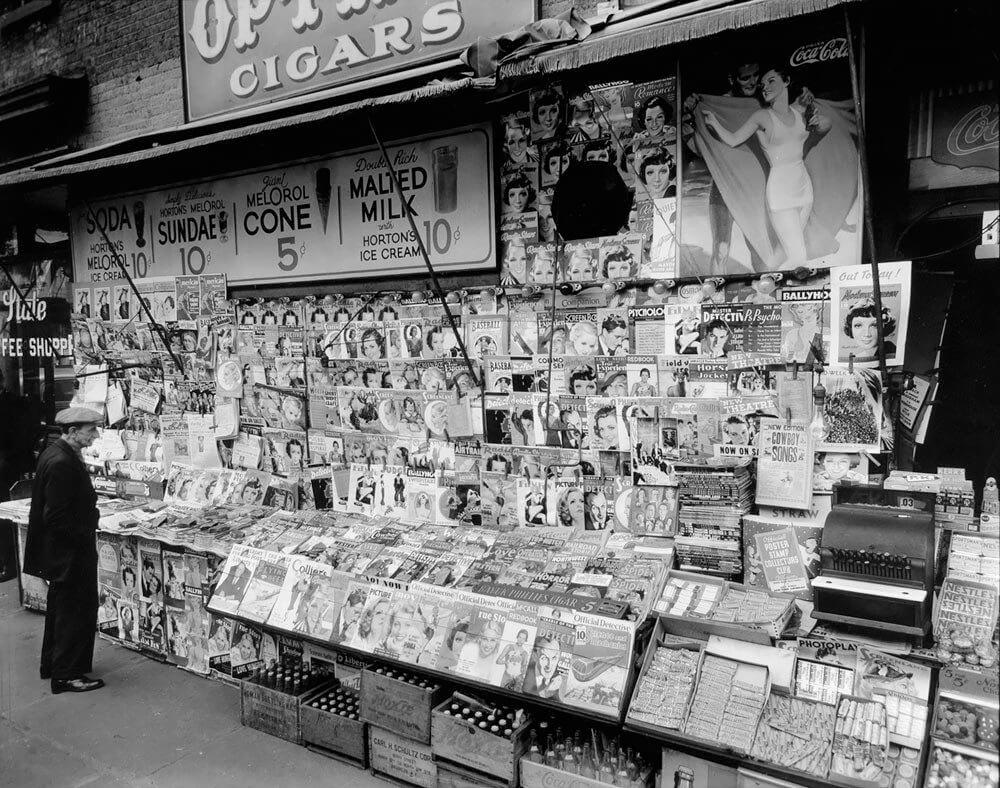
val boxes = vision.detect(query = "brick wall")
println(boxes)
[0,0,184,155]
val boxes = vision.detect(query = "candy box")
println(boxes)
[829,695,889,788]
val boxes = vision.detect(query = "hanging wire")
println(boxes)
[366,117,482,390]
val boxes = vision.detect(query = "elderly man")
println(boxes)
[24,407,105,694]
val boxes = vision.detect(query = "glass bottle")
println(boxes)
[580,743,596,780]
[600,743,616,784]
[527,730,543,763]
[544,735,557,768]
[615,753,631,787]
[561,738,578,774]
[573,731,584,760]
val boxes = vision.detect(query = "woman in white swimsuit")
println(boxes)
[702,67,829,269]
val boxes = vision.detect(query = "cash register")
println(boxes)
[812,482,935,636]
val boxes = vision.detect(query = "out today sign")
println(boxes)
[69,125,495,286]
[181,0,534,120]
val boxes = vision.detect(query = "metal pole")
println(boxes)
[845,8,889,389]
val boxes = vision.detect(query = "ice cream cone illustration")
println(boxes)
[316,167,331,233]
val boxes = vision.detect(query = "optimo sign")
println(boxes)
[70,125,494,286]
[181,0,534,121]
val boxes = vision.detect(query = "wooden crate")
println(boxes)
[361,667,446,744]
[430,694,531,787]
[369,725,438,788]
[437,759,514,788]
[299,684,368,766]
[240,678,334,744]
[520,758,654,788]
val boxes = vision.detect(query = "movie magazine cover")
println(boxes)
[680,23,862,276]
[228,621,264,679]
[829,260,912,368]
[780,286,829,364]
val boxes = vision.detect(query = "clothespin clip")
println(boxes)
[791,266,817,281]
[785,408,793,426]
[848,353,855,374]
[792,361,799,380]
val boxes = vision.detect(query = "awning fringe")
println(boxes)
[500,0,863,78]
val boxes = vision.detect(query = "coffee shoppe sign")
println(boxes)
[181,0,534,120]
[69,125,495,286]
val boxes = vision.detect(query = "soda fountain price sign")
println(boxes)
[70,125,495,286]
[327,126,494,277]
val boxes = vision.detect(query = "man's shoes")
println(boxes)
[51,676,105,694]
[39,670,51,680]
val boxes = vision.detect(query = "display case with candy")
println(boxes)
[923,739,999,788]
[931,664,1000,754]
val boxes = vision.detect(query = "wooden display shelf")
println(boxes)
[220,607,640,727]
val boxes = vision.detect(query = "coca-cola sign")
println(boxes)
[789,38,848,67]
[946,104,999,157]
[932,89,999,171]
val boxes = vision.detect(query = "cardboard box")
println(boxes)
[431,693,531,786]
[370,726,437,788]
[361,667,446,744]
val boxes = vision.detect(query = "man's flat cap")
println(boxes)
[54,406,104,426]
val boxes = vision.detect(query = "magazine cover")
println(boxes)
[780,286,829,364]
[490,605,539,691]
[165,600,189,666]
[756,420,814,509]
[453,597,515,684]
[207,544,263,616]
[434,589,481,672]
[138,598,166,652]
[410,584,457,668]
[138,539,164,603]
[117,599,140,646]
[347,585,393,653]
[332,579,370,646]
[630,484,678,536]
[817,367,883,452]
[162,548,187,606]
[812,450,868,492]
[266,557,334,635]
[229,621,264,679]
[829,260,912,367]
[522,606,575,701]
[680,23,862,276]
[562,612,634,717]
[236,553,290,624]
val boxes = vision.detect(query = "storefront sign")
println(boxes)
[181,0,534,120]
[908,82,998,190]
[932,88,999,171]
[70,125,495,286]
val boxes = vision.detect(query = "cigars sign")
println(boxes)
[181,0,533,120]
[69,125,495,286]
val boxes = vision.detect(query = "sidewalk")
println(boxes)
[0,579,391,787]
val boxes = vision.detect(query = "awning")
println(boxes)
[0,77,492,191]
[499,0,865,79]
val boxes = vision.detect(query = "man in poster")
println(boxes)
[24,407,106,694]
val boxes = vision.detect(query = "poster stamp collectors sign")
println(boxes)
[70,125,495,286]
[181,1,535,121]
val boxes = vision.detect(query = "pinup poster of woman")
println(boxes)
[680,28,862,276]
